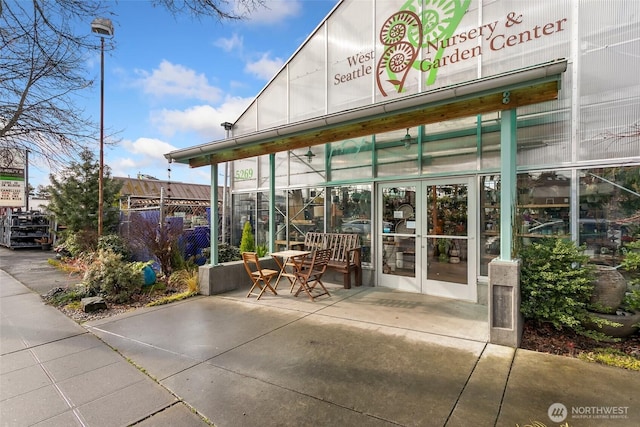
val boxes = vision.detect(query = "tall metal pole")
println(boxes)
[98,36,105,237]
[91,17,113,237]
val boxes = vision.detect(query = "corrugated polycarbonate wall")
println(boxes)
[230,0,639,176]
[577,0,640,161]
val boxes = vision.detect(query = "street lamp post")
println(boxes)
[91,18,114,237]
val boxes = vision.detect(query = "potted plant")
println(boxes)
[437,239,449,262]
[586,240,640,338]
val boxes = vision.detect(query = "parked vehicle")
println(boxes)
[341,219,394,234]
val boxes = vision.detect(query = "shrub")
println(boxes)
[216,243,241,263]
[621,240,640,314]
[256,244,268,257]
[97,234,131,259]
[83,250,144,303]
[520,238,595,334]
[126,212,184,279]
[239,221,255,253]
[60,229,98,257]
[42,284,96,307]
[621,240,640,287]
[168,269,199,293]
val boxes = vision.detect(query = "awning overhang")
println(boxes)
[165,59,567,168]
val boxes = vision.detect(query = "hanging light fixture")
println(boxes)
[305,147,316,162]
[402,128,413,149]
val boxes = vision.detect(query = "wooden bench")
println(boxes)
[303,232,362,289]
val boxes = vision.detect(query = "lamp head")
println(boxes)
[305,147,316,162]
[91,18,114,37]
[402,128,413,149]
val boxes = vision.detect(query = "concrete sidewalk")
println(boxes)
[2,248,639,426]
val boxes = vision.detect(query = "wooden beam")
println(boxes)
[189,80,560,168]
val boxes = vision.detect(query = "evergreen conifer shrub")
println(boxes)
[239,221,255,253]
[520,238,595,333]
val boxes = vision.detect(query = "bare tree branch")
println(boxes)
[0,0,265,170]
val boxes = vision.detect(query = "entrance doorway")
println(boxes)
[377,178,477,301]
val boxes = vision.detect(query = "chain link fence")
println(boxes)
[119,196,225,264]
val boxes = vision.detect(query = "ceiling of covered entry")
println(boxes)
[165,60,567,168]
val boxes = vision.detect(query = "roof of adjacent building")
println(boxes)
[115,176,220,201]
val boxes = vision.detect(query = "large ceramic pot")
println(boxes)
[590,265,627,313]
[586,311,640,339]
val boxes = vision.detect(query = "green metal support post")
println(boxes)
[499,108,517,260]
[211,163,219,265]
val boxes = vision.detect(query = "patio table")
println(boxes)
[271,249,311,292]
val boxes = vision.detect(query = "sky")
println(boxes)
[29,0,340,189]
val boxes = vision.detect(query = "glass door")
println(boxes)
[377,178,477,301]
[422,178,476,301]
[378,183,419,292]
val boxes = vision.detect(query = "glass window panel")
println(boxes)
[330,185,372,265]
[279,187,326,251]
[231,193,255,247]
[252,191,287,248]
[480,175,501,277]
[255,191,270,248]
[329,137,373,181]
[480,170,573,277]
[425,183,468,284]
[517,170,571,245]
[579,166,640,266]
[381,185,416,277]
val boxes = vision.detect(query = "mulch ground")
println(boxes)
[521,320,640,358]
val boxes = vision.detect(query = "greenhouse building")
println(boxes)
[166,0,640,345]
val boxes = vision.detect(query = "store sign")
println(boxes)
[235,168,254,181]
[333,0,568,97]
[0,148,26,207]
[375,0,471,96]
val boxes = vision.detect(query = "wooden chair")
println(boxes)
[294,248,332,301]
[243,252,279,300]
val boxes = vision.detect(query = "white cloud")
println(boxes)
[150,96,253,139]
[135,60,222,103]
[245,53,284,80]
[122,138,177,160]
[242,0,302,24]
[215,33,243,53]
[109,137,178,180]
